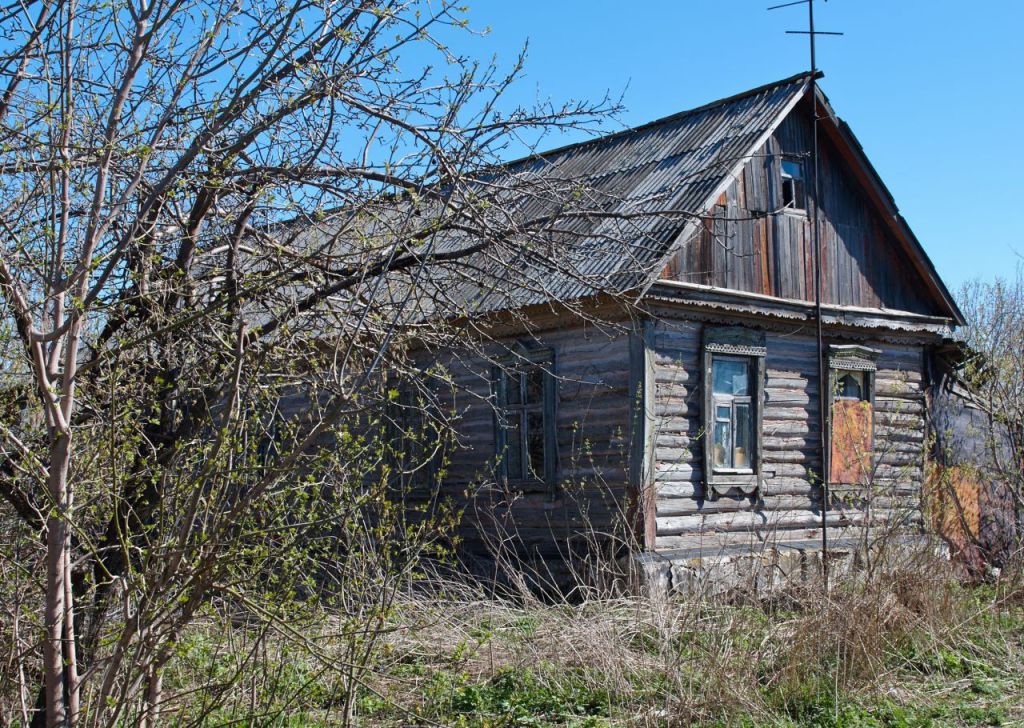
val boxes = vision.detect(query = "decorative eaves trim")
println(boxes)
[828,344,880,372]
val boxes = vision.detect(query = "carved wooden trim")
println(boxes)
[702,325,766,497]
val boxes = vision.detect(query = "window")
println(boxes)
[828,346,879,486]
[711,357,754,471]
[389,385,448,488]
[835,370,865,401]
[780,157,805,210]
[702,327,765,496]
[494,352,556,486]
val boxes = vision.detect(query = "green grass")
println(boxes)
[153,571,1024,727]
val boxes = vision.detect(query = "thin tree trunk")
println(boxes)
[63,528,80,726]
[44,433,71,728]
[140,665,163,728]
[14,581,30,726]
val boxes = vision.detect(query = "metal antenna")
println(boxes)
[767,0,842,590]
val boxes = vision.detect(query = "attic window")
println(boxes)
[780,158,805,210]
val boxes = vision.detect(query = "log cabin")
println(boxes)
[397,73,963,592]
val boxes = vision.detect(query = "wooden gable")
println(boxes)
[660,94,957,320]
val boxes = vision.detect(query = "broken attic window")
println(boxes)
[781,158,805,210]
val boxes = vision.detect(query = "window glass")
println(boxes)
[526,367,545,404]
[836,370,865,401]
[526,411,545,477]
[505,372,522,405]
[497,360,551,482]
[781,159,802,179]
[781,158,805,209]
[734,403,751,469]
[712,358,749,395]
[505,416,523,480]
[713,421,730,468]
[710,356,756,471]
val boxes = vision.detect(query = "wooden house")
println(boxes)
[405,73,963,590]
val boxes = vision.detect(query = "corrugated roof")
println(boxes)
[412,72,814,314]
[275,73,814,324]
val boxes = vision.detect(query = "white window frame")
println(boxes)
[780,156,806,212]
[702,327,766,497]
[711,355,755,474]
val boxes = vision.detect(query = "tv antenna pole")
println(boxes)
[767,0,842,589]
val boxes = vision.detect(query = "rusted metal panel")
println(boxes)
[830,399,872,485]
[926,463,983,569]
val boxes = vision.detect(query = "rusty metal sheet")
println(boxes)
[830,399,872,485]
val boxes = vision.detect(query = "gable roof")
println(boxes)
[302,73,962,326]
[434,72,814,313]
[810,87,964,324]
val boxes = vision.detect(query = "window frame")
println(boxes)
[702,327,766,496]
[780,156,806,212]
[389,383,446,489]
[493,349,557,492]
[826,345,880,489]
[710,355,755,473]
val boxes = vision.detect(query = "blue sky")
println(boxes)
[446,0,1023,291]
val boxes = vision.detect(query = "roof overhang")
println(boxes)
[645,279,955,338]
[641,75,964,328]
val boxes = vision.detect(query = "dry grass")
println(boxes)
[354,547,1024,727]
[19,543,1017,726]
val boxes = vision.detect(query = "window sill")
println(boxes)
[713,468,755,475]
[502,477,555,494]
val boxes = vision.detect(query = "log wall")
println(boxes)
[416,320,638,582]
[649,314,928,554]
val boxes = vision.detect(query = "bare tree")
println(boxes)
[0,0,698,723]
[947,268,1024,562]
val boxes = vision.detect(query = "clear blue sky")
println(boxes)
[446,0,1023,291]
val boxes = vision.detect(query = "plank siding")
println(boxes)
[665,99,937,316]
[650,315,927,553]
[413,321,636,578]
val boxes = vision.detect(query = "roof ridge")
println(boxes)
[502,70,822,170]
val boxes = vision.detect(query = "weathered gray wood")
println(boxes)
[646,315,929,554]
[658,104,952,318]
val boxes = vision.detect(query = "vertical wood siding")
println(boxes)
[663,100,937,316]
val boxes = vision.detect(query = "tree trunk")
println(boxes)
[140,665,163,728]
[43,432,72,728]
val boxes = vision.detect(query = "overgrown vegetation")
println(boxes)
[37,548,1013,727]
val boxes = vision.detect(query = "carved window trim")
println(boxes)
[702,327,766,496]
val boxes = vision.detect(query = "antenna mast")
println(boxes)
[768,0,842,589]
